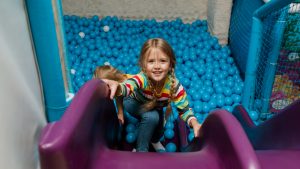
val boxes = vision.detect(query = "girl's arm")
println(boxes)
[173,82,201,137]
[189,118,202,137]
[102,73,146,98]
[116,73,146,97]
[116,97,124,124]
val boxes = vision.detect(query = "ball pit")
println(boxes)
[63,15,244,148]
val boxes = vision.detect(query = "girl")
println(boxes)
[103,38,202,152]
[94,65,167,152]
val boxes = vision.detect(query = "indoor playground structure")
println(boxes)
[1,0,299,169]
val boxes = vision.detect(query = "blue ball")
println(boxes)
[181,78,190,88]
[204,73,213,80]
[208,99,217,109]
[223,87,232,97]
[215,86,223,94]
[249,111,259,121]
[232,94,242,103]
[216,98,225,108]
[126,132,136,143]
[194,113,202,121]
[193,93,201,101]
[188,88,197,96]
[254,99,262,109]
[202,103,210,113]
[201,93,211,102]
[223,106,233,112]
[188,132,194,142]
[224,97,233,106]
[164,129,175,139]
[227,80,235,88]
[166,142,177,152]
[193,101,203,113]
[234,85,243,95]
[196,67,205,75]
[126,123,136,133]
[165,121,174,129]
[206,86,214,94]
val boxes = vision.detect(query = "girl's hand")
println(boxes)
[118,113,124,125]
[190,118,202,137]
[102,79,120,99]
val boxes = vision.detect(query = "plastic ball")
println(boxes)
[254,99,262,109]
[208,99,217,109]
[126,123,136,133]
[194,113,202,121]
[103,25,110,32]
[126,132,136,143]
[193,101,203,113]
[249,111,259,121]
[165,121,174,129]
[78,32,85,38]
[201,93,211,102]
[166,142,177,152]
[193,93,201,101]
[196,67,205,75]
[223,87,232,97]
[70,69,76,75]
[224,97,233,106]
[188,88,197,96]
[164,129,175,139]
[216,98,225,108]
[227,80,235,88]
[181,78,190,88]
[232,94,242,103]
[202,103,210,113]
[188,132,194,142]
[233,85,243,95]
[223,106,233,112]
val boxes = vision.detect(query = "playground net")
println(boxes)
[254,2,300,120]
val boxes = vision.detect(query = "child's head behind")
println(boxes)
[139,38,176,72]
[93,65,126,82]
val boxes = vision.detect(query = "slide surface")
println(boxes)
[233,100,300,169]
[39,80,263,169]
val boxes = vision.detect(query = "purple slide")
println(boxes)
[233,100,300,169]
[39,79,263,169]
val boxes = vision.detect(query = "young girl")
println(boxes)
[103,38,202,152]
[93,65,129,124]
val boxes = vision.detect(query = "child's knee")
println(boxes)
[141,111,159,125]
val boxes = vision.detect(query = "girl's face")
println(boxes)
[144,49,171,84]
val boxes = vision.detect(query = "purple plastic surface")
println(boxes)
[39,79,263,169]
[233,100,300,169]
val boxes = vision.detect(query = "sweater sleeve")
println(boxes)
[173,79,195,124]
[119,73,147,97]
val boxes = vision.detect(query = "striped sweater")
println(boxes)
[119,72,195,123]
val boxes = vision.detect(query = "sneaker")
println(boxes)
[151,142,166,152]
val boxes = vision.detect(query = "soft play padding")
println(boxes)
[229,0,264,75]
[39,79,261,169]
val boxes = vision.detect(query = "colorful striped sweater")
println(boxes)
[119,72,195,123]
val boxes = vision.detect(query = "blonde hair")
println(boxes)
[139,38,177,119]
[93,65,126,82]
